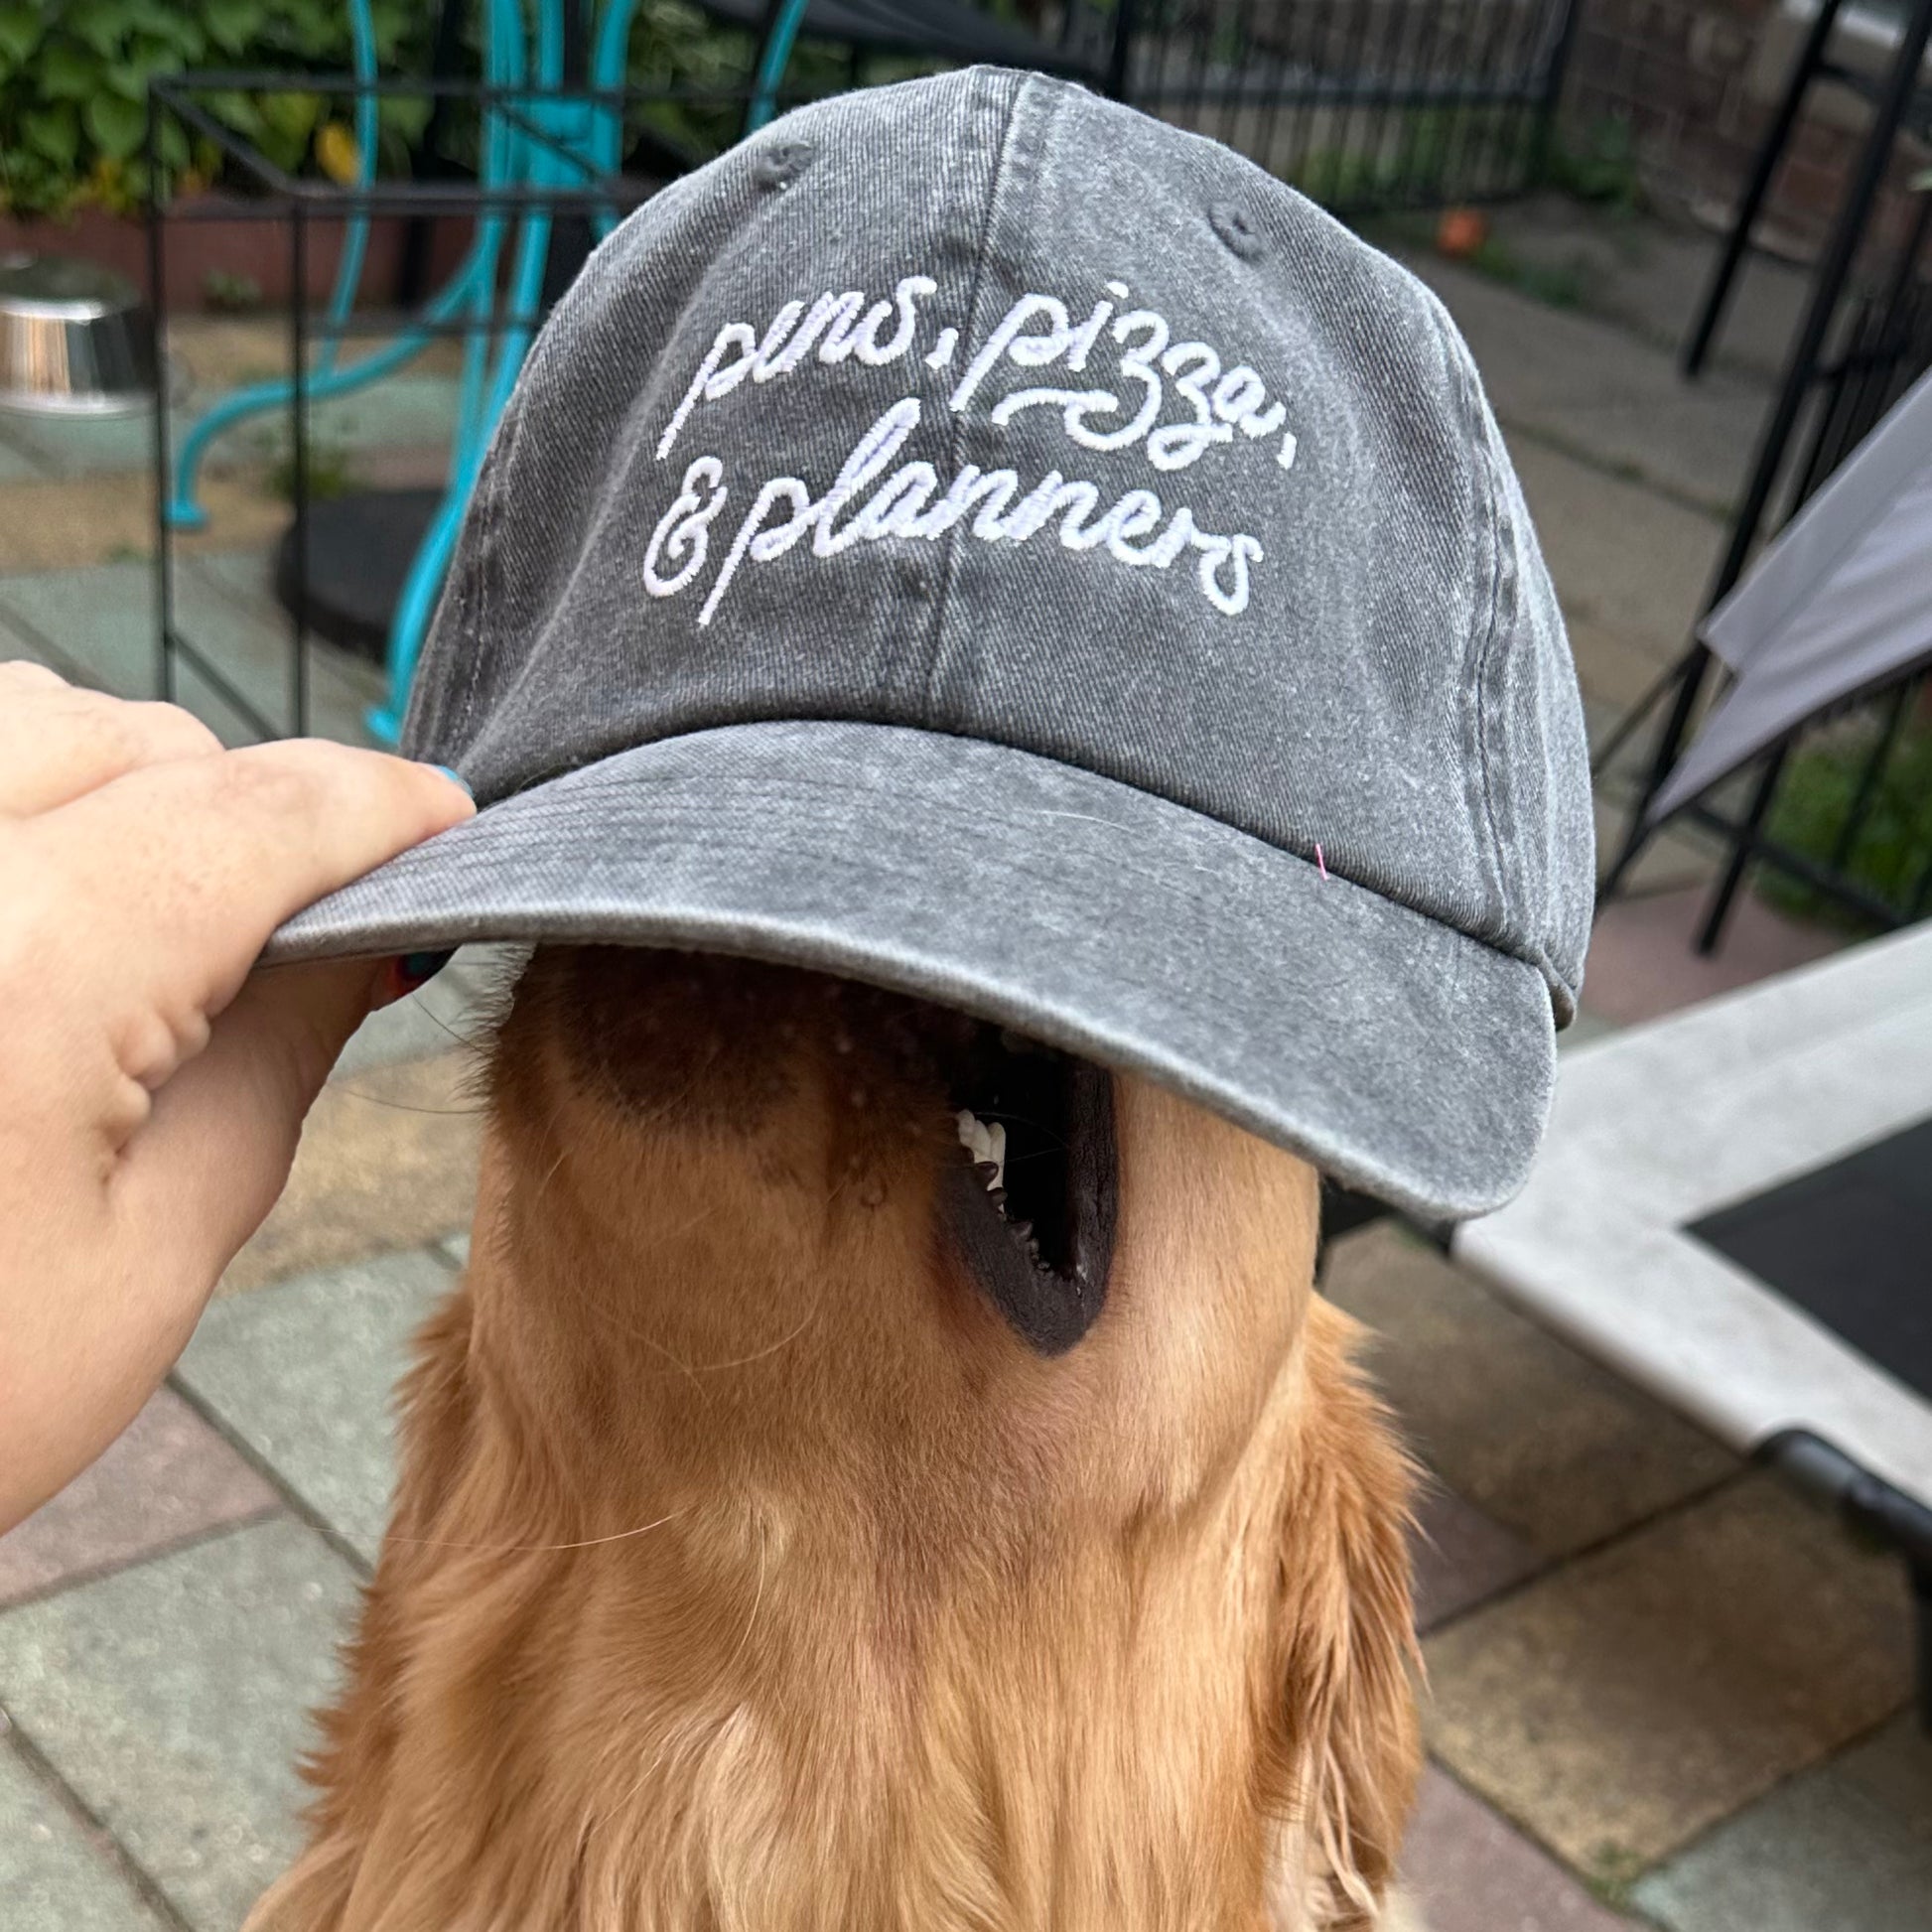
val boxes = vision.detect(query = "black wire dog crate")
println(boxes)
[145,6,1583,748]
[145,68,699,748]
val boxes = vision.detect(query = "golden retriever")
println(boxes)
[247,945,1420,1931]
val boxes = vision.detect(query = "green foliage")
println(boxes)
[1544,113,1645,213]
[0,0,434,217]
[264,424,356,503]
[3,0,932,220]
[1465,234,1588,310]
[1759,705,1932,930]
[617,0,906,165]
[202,266,262,311]
[1291,108,1536,217]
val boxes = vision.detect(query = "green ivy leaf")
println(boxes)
[66,0,135,60]
[125,0,204,51]
[205,88,264,139]
[259,88,321,144]
[37,39,100,100]
[376,95,433,146]
[0,2,43,71]
[200,0,265,58]
[84,90,148,160]
[22,102,81,167]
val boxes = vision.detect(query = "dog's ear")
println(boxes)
[1263,1302,1422,1930]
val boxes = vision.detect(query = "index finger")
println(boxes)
[26,738,473,1019]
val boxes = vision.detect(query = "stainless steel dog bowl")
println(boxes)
[0,253,157,416]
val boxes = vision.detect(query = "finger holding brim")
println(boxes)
[111,957,389,1288]
[28,738,474,1024]
[0,673,225,817]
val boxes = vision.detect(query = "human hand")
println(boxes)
[0,663,473,1529]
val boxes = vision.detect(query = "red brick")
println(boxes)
[0,1390,280,1606]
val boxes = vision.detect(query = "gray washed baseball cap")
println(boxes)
[272,66,1592,1221]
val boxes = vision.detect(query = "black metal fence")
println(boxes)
[1602,0,1932,949]
[144,5,1585,747]
[1097,0,1581,212]
[1686,254,1932,940]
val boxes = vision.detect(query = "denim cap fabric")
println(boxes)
[272,66,1593,1221]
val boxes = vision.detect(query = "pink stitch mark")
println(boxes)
[1314,842,1328,882]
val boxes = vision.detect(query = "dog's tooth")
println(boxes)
[956,1109,992,1166]
[1009,1218,1033,1241]
[985,1121,1007,1193]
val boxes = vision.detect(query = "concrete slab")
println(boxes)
[219,1051,483,1296]
[1324,1223,1739,1558]
[0,405,155,479]
[0,1739,169,1932]
[1581,882,1844,1027]
[0,553,378,746]
[179,1250,454,1564]
[0,422,54,481]
[1401,252,1769,520]
[0,375,457,488]
[1632,1713,1932,1932]
[1424,1472,1914,1873]
[0,1390,279,1609]
[0,1516,358,1931]
[1468,192,1811,384]
[1401,1763,1638,1932]
[1507,435,1725,687]
[1411,1485,1543,1635]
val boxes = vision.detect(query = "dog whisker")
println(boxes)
[383,1505,691,1555]
[328,1094,490,1116]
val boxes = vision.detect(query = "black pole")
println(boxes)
[146,87,175,705]
[399,0,473,307]
[1528,0,1584,186]
[1106,0,1137,102]
[1694,744,1787,954]
[289,197,311,739]
[1602,0,1932,901]
[1682,0,1848,378]
[540,0,597,312]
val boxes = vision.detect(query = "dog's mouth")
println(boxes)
[942,1027,1118,1355]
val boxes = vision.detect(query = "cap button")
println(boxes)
[753,139,815,191]
[1209,201,1266,262]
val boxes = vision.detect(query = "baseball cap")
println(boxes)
[271,66,1593,1222]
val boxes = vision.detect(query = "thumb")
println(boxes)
[117,959,385,1292]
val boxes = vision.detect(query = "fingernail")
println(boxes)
[427,762,473,798]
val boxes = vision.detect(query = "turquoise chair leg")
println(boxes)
[373,0,816,738]
[747,0,817,133]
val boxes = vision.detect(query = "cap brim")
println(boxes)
[269,721,1554,1222]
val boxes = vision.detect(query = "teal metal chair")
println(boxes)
[167,0,818,742]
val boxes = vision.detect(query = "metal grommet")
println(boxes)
[1209,200,1266,262]
[753,139,815,191]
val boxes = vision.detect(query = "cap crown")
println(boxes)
[408,68,1592,1020]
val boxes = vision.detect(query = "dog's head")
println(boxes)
[462,946,1418,1922]
[278,947,1414,1931]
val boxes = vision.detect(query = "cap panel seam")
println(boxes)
[917,69,1053,719]
[1428,291,1515,955]
[456,386,526,745]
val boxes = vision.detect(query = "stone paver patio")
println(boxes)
[2,255,1928,1929]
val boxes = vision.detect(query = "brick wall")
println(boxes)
[1561,0,1929,256]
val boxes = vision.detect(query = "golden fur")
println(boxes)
[249,948,1420,1931]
